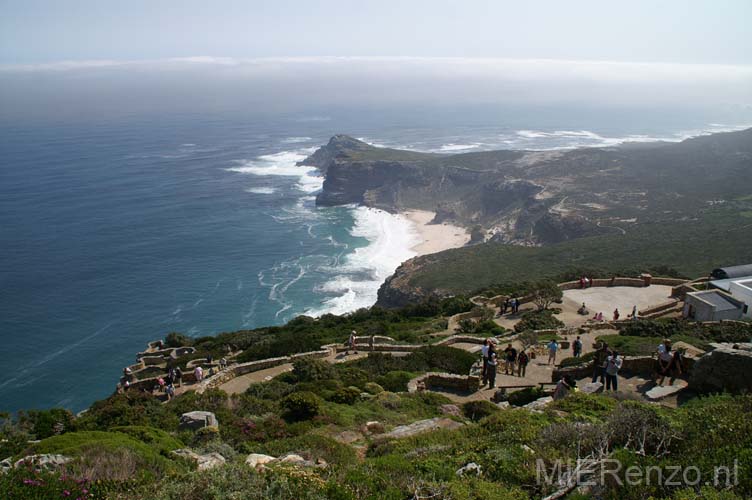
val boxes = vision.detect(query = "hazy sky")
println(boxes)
[1,0,751,65]
[1,1,751,122]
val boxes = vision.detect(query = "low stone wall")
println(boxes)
[639,299,680,318]
[437,335,487,347]
[552,355,696,382]
[353,335,395,346]
[195,347,334,394]
[407,372,480,393]
[141,355,167,367]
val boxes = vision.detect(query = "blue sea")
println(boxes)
[1,105,750,413]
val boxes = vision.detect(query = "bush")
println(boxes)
[244,380,295,401]
[329,386,361,405]
[559,350,596,368]
[507,387,545,407]
[376,371,415,392]
[17,408,76,440]
[462,401,500,422]
[291,357,337,383]
[236,415,290,443]
[165,332,193,347]
[281,392,322,421]
[514,309,565,333]
[363,382,384,395]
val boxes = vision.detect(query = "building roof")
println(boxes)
[710,276,752,292]
[686,290,743,312]
[711,264,752,280]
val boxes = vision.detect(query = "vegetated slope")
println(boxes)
[304,128,752,247]
[377,203,752,306]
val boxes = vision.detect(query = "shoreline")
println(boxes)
[402,209,470,256]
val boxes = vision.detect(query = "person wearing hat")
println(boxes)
[345,330,358,355]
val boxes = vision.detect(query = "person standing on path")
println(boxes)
[517,350,529,377]
[592,342,610,383]
[572,336,583,358]
[547,340,559,365]
[480,339,491,385]
[194,365,203,383]
[175,367,183,387]
[345,330,358,355]
[486,351,498,389]
[504,343,517,375]
[605,350,622,391]
[613,308,620,321]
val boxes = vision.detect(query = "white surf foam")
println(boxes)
[281,136,312,143]
[305,207,420,317]
[245,187,277,194]
[438,143,482,152]
[227,148,323,193]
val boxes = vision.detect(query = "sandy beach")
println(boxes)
[402,210,470,256]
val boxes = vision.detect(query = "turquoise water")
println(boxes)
[1,106,749,413]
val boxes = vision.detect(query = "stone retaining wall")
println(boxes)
[552,355,696,382]
[407,372,480,393]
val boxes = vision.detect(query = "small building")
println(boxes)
[709,271,752,319]
[710,264,752,280]
[683,290,746,321]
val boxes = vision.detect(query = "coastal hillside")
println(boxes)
[303,129,752,246]
[299,130,752,307]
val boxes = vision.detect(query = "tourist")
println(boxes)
[605,350,622,391]
[157,376,166,392]
[577,303,588,315]
[517,350,529,377]
[165,384,175,400]
[596,312,604,321]
[486,351,498,389]
[220,357,227,369]
[194,365,203,383]
[123,380,130,391]
[573,336,583,357]
[502,299,508,315]
[579,276,585,289]
[613,308,620,321]
[174,367,183,387]
[165,372,173,387]
[369,334,375,352]
[504,343,517,375]
[481,339,491,385]
[657,339,683,386]
[547,339,559,365]
[629,305,638,321]
[592,342,610,383]
[584,276,591,288]
[345,330,358,355]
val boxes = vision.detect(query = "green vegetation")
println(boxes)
[514,309,565,333]
[404,206,752,297]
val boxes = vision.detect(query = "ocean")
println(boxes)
[1,105,750,413]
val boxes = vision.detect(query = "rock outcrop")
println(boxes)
[689,348,752,394]
[378,418,464,440]
[179,411,219,430]
[171,449,226,470]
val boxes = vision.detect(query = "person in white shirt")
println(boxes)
[480,339,491,385]
[605,351,623,391]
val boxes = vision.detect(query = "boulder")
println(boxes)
[379,418,464,440]
[334,430,363,444]
[689,348,752,394]
[440,404,462,418]
[580,382,603,394]
[456,462,482,477]
[179,411,218,430]
[171,449,226,471]
[524,396,553,412]
[245,453,276,469]
[1,457,13,474]
[276,453,325,468]
[496,401,511,410]
[645,379,688,401]
[13,454,71,472]
[364,421,385,434]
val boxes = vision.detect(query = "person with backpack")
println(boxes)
[517,350,529,377]
[572,336,583,357]
[605,350,622,391]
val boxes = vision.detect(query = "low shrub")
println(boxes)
[329,386,361,405]
[363,382,384,395]
[291,358,337,383]
[507,387,545,407]
[559,350,596,368]
[376,371,415,393]
[514,309,565,333]
[462,401,500,422]
[281,392,322,421]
